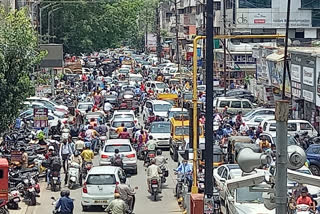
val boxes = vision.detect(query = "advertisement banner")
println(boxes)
[33,108,48,128]
[316,58,320,106]
[236,10,311,29]
[291,64,301,83]
[303,67,314,86]
[303,90,314,102]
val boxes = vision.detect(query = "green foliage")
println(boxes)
[46,0,159,54]
[0,7,45,133]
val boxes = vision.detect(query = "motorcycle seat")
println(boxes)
[20,167,38,173]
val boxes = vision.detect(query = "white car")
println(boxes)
[232,108,275,123]
[128,73,143,85]
[99,139,137,174]
[142,100,172,120]
[81,166,127,211]
[24,101,65,118]
[149,121,171,148]
[108,117,136,139]
[26,97,68,114]
[77,102,94,115]
[110,110,137,124]
[244,114,274,128]
[167,108,188,120]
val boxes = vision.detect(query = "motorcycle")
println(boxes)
[296,204,312,214]
[82,161,93,180]
[7,189,20,209]
[144,150,156,167]
[0,199,9,214]
[174,170,189,199]
[17,173,40,206]
[149,178,160,201]
[67,162,81,189]
[50,170,61,192]
[160,165,169,184]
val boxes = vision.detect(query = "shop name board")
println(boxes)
[303,67,314,86]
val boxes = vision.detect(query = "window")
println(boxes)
[231,101,241,108]
[242,101,251,108]
[300,123,312,130]
[302,0,320,9]
[146,102,152,108]
[226,0,232,9]
[105,145,132,152]
[219,101,230,108]
[312,10,320,27]
[239,0,271,8]
[213,2,221,10]
[0,170,3,179]
[221,169,228,179]
[86,174,116,185]
[217,167,225,176]
[288,123,297,131]
[312,147,320,154]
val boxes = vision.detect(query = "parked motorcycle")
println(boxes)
[0,199,9,214]
[7,189,20,209]
[16,173,40,206]
[68,162,81,189]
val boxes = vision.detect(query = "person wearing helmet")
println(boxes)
[154,149,166,167]
[80,146,94,163]
[55,190,74,214]
[45,146,55,160]
[68,151,83,186]
[296,186,316,212]
[116,176,135,213]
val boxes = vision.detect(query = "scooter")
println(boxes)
[67,162,81,189]
[7,189,20,209]
[149,177,160,201]
[296,204,312,214]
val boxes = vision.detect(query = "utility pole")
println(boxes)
[145,6,148,53]
[204,0,214,213]
[223,0,227,96]
[275,0,291,213]
[174,0,180,83]
[156,5,162,63]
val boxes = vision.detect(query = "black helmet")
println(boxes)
[120,176,126,184]
[156,149,162,155]
[115,149,119,154]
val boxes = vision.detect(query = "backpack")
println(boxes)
[51,157,62,171]
[113,155,123,167]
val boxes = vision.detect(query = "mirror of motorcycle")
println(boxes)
[51,196,55,200]
[134,186,138,190]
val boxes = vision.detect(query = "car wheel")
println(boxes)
[310,165,320,176]
[173,150,178,162]
[82,205,89,211]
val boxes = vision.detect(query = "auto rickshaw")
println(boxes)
[226,136,257,164]
[0,159,9,201]
[199,144,224,167]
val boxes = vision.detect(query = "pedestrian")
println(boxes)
[20,148,28,169]
[59,139,72,174]
[55,190,74,214]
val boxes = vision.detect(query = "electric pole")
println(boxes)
[174,0,180,83]
[204,0,214,212]
[156,4,162,63]
[223,0,227,96]
[145,6,148,53]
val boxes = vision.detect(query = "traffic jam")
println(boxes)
[1,49,320,214]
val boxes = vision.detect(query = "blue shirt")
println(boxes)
[176,163,192,174]
[55,196,74,214]
[223,128,232,136]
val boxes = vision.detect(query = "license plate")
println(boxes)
[53,177,58,180]
[94,200,108,203]
[13,198,20,202]
[151,184,158,188]
[29,188,35,192]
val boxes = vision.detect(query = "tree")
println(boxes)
[0,7,46,133]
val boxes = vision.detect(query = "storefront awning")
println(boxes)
[266,53,284,62]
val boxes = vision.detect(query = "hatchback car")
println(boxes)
[149,121,171,148]
[99,139,137,174]
[81,166,126,211]
[77,102,94,114]
[110,110,137,124]
[306,144,320,176]
[108,117,136,139]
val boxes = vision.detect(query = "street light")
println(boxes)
[48,7,62,43]
[39,3,58,36]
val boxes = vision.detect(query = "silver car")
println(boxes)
[108,117,135,139]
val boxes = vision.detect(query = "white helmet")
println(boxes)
[49,146,54,151]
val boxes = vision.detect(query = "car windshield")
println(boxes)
[168,111,188,118]
[183,94,192,100]
[78,104,93,110]
[197,86,205,91]
[244,110,254,117]
[112,121,134,128]
[175,126,189,136]
[155,82,166,89]
[154,104,171,112]
[236,187,264,203]
[86,174,116,185]
[105,145,132,152]
[272,136,297,146]
[119,69,129,73]
[130,77,143,82]
[114,114,134,120]
[150,123,171,133]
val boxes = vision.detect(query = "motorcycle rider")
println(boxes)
[146,159,162,193]
[118,128,130,139]
[111,149,123,168]
[154,149,167,167]
[68,151,83,186]
[105,193,128,214]
[146,136,157,151]
[116,177,135,213]
[47,151,62,189]
[176,159,193,191]
[296,187,316,212]
[55,190,74,214]
[81,146,94,163]
[45,146,55,160]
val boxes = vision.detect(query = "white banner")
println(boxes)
[303,67,314,86]
[303,90,314,102]
[291,64,301,83]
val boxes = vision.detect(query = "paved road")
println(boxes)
[13,151,181,214]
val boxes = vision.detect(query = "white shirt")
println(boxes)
[147,164,162,179]
[104,102,112,111]
[239,124,249,133]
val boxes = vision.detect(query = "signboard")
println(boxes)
[236,10,312,28]
[40,44,63,68]
[303,67,314,86]
[204,197,214,214]
[10,151,22,162]
[291,64,301,83]
[35,85,52,97]
[303,90,314,102]
[33,108,48,128]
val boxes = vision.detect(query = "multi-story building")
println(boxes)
[0,0,15,12]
